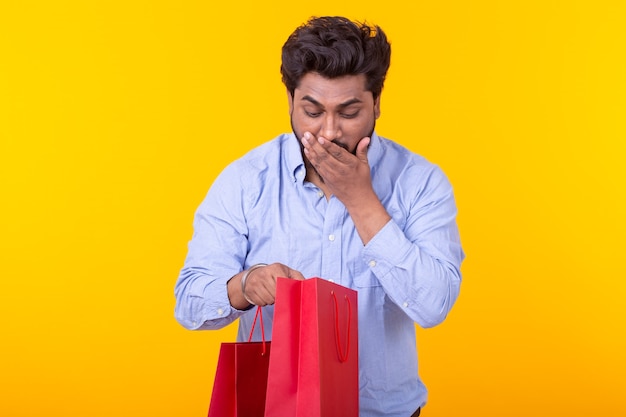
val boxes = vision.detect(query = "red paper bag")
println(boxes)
[208,307,270,417]
[264,277,359,417]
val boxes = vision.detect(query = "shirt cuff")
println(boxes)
[362,219,414,276]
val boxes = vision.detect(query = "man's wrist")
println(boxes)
[240,263,268,306]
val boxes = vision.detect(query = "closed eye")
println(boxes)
[305,110,322,118]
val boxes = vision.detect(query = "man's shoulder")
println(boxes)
[375,135,434,169]
[235,133,292,164]
[218,133,296,183]
[374,135,451,191]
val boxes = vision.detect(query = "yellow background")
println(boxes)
[1,0,624,416]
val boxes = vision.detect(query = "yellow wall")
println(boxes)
[1,1,624,416]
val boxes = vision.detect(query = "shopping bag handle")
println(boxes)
[331,291,351,363]
[247,306,268,355]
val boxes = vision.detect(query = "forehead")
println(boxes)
[294,72,371,105]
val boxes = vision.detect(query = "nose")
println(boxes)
[319,114,341,141]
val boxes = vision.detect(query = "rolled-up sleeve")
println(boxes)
[364,165,464,328]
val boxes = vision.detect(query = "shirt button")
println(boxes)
[328,234,335,241]
[403,302,409,308]
[217,308,224,315]
[328,279,334,283]
[317,190,324,198]
[192,321,197,326]
[368,260,376,267]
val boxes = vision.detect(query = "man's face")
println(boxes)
[288,72,380,155]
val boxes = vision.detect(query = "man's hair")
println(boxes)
[281,16,391,100]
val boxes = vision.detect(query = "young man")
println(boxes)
[175,16,464,417]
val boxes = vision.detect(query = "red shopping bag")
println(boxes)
[208,306,270,417]
[264,277,359,417]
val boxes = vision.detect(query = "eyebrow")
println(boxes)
[301,95,363,109]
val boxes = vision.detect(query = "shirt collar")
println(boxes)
[284,133,306,183]
[367,131,383,167]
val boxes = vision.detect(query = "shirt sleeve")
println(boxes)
[363,165,464,328]
[174,161,251,330]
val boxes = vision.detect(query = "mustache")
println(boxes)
[331,140,353,154]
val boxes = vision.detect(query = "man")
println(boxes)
[175,16,464,417]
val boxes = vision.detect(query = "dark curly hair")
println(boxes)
[281,16,391,100]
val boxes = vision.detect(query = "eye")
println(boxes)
[340,111,359,119]
[305,110,322,118]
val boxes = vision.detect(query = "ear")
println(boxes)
[374,95,381,119]
[287,89,294,114]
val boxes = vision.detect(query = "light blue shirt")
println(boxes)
[175,132,464,417]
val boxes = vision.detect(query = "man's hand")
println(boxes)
[301,131,373,207]
[228,263,305,309]
[301,132,391,244]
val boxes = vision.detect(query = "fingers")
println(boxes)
[243,263,305,306]
[302,132,370,165]
[301,132,323,166]
[302,134,345,182]
[287,267,306,281]
[242,265,275,306]
[356,136,370,163]
[302,132,342,162]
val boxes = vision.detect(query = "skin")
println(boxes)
[227,72,392,309]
